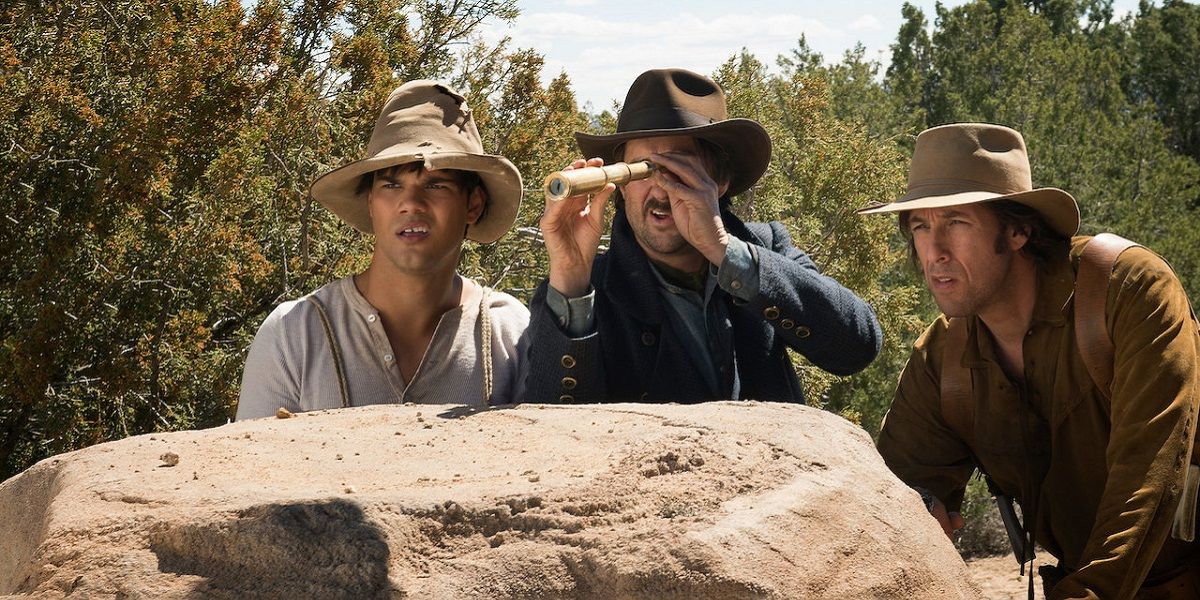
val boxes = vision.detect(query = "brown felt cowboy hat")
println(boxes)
[575,68,771,197]
[309,80,522,244]
[857,122,1080,237]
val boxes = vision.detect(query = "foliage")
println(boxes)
[0,0,572,480]
[880,0,1200,297]
[711,51,917,434]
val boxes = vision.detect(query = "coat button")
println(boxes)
[561,354,576,368]
[640,392,649,401]
[795,325,811,338]
[559,394,574,402]
[780,318,795,330]
[763,306,780,320]
[641,332,656,346]
[730,280,742,290]
[561,376,577,390]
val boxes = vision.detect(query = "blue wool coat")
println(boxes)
[524,206,882,404]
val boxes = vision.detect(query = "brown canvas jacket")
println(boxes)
[878,236,1200,600]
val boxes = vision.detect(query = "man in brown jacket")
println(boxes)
[859,123,1200,599]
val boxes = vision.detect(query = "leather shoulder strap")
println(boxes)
[941,317,975,445]
[1075,233,1139,400]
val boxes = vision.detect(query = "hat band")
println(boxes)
[616,107,718,133]
[906,177,1029,198]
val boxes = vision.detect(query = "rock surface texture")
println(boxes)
[0,402,980,599]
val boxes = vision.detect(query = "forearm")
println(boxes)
[525,282,607,403]
[738,238,882,375]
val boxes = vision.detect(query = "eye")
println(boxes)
[909,222,930,233]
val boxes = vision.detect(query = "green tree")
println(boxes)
[0,0,582,480]
[713,50,919,434]
[924,1,1200,296]
[1126,0,1200,169]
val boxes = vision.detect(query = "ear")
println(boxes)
[465,186,487,225]
[1008,224,1030,252]
[716,180,730,198]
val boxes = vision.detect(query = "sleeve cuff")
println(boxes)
[716,237,759,301]
[546,285,597,337]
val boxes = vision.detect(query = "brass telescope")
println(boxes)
[542,161,656,201]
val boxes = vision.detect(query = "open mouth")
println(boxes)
[929,275,957,289]
[397,224,430,239]
[647,203,672,223]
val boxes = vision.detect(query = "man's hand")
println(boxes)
[929,495,966,539]
[540,157,615,298]
[649,151,729,266]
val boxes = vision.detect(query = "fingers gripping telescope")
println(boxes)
[542,161,656,201]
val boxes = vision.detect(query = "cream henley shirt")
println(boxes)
[236,275,529,419]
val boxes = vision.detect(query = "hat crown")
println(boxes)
[908,123,1033,197]
[616,68,729,133]
[367,80,484,157]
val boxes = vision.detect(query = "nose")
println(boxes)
[921,227,951,264]
[393,187,428,213]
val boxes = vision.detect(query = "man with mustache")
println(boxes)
[526,68,881,404]
[859,123,1200,598]
[237,80,529,418]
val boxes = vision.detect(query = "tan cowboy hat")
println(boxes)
[309,80,522,244]
[857,122,1079,237]
[575,68,771,197]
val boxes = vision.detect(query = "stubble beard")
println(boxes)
[930,248,1016,319]
[631,198,695,260]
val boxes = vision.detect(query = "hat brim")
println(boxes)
[856,187,1080,238]
[574,118,771,197]
[309,148,523,244]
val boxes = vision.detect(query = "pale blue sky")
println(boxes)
[482,0,1142,110]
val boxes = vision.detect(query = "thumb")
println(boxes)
[586,183,615,223]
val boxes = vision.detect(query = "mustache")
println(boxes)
[644,198,671,213]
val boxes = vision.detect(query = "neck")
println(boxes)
[647,247,707,273]
[355,263,465,327]
[977,257,1039,349]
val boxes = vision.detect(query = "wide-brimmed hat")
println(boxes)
[857,123,1079,237]
[575,68,771,197]
[309,80,522,243]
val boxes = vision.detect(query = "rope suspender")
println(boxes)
[306,295,351,409]
[308,282,497,409]
[479,286,494,406]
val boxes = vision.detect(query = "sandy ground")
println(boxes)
[967,555,1043,600]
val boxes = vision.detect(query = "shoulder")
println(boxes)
[1112,245,1177,288]
[483,288,531,320]
[256,298,308,336]
[1070,235,1176,286]
[741,221,793,247]
[253,280,347,340]
[910,315,955,372]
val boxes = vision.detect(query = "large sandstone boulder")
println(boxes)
[0,402,979,599]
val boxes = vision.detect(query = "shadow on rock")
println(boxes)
[150,499,392,600]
